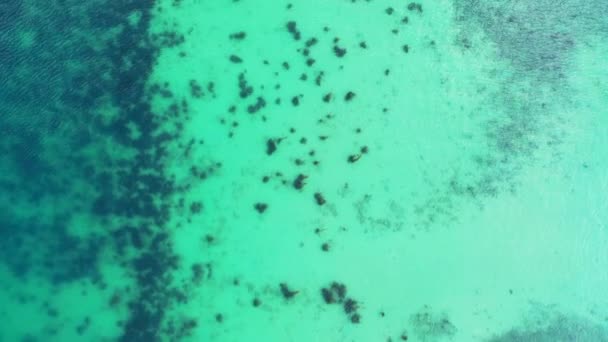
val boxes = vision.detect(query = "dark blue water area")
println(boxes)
[1,0,126,282]
[0,1,192,340]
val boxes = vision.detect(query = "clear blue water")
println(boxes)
[1,1,608,341]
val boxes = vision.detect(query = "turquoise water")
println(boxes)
[1,0,608,341]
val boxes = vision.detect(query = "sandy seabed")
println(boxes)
[1,1,608,341]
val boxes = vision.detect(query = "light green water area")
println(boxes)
[1,0,608,341]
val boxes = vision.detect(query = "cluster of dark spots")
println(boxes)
[314,71,324,85]
[229,31,246,40]
[207,81,216,97]
[317,113,335,124]
[189,162,222,181]
[291,95,301,106]
[204,234,215,244]
[254,202,268,214]
[215,314,223,323]
[321,288,336,304]
[229,54,243,63]
[314,192,326,206]
[164,315,199,340]
[293,174,308,190]
[305,37,318,47]
[320,282,360,323]
[402,44,410,53]
[329,281,346,302]
[343,298,359,314]
[343,298,362,324]
[238,72,253,98]
[181,138,198,158]
[344,91,356,101]
[298,36,318,59]
[386,7,395,15]
[123,243,183,340]
[189,201,203,214]
[43,302,59,318]
[407,3,423,13]
[76,316,91,335]
[348,154,361,163]
[359,41,368,49]
[252,298,262,307]
[286,21,301,40]
[322,93,332,103]
[174,319,198,340]
[266,138,282,155]
[108,291,122,308]
[51,2,428,341]
[151,31,186,48]
[112,226,142,255]
[279,283,299,299]
[333,44,347,58]
[150,82,174,98]
[191,263,205,284]
[247,96,267,114]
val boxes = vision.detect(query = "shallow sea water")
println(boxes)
[1,0,608,341]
